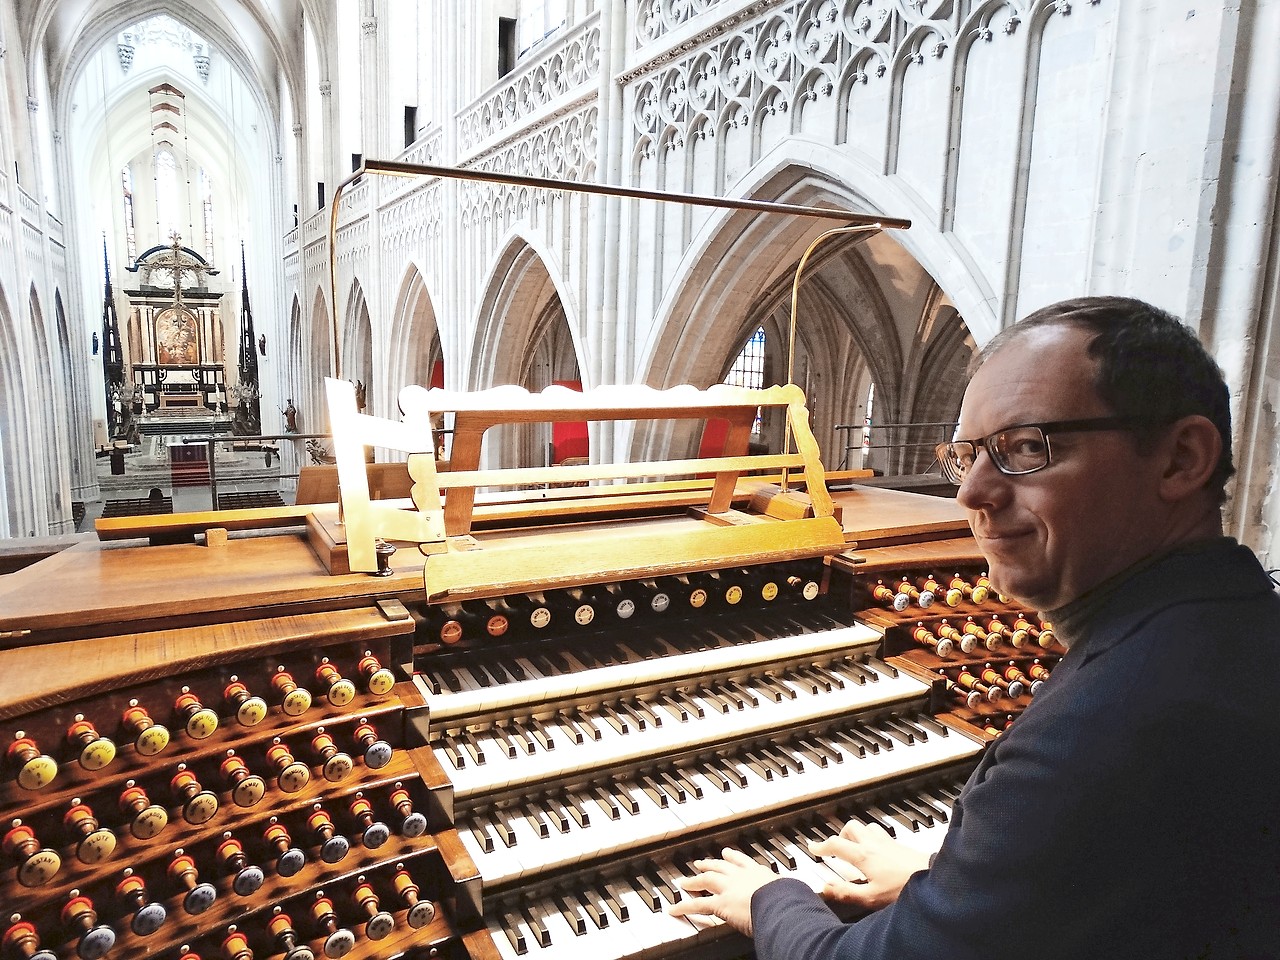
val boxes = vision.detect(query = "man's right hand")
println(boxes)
[809,818,932,911]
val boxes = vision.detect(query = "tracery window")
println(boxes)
[121,166,137,264]
[200,168,215,264]
[519,0,567,55]
[724,326,766,436]
[155,146,180,237]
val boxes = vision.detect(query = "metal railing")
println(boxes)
[179,432,329,509]
[835,420,957,475]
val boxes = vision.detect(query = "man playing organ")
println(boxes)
[672,296,1280,958]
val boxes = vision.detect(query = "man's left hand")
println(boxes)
[669,847,780,935]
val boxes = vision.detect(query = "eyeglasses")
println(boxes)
[934,416,1153,485]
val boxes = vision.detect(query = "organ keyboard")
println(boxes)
[0,383,990,960]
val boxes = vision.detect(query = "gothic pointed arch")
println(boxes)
[389,264,441,401]
[27,285,68,530]
[470,234,583,391]
[470,235,583,468]
[307,286,331,431]
[342,279,373,414]
[0,284,22,536]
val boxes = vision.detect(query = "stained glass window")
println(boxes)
[724,326,766,436]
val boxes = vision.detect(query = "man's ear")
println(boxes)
[1157,415,1222,502]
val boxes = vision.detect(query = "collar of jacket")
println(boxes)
[1063,538,1273,666]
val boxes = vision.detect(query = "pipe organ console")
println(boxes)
[0,383,1023,960]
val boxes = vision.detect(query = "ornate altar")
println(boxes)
[124,238,227,413]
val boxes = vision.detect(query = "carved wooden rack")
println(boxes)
[321,378,848,599]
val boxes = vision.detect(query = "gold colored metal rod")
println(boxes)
[781,223,884,490]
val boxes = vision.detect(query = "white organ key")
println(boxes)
[465,716,979,886]
[442,657,934,800]
[419,620,884,722]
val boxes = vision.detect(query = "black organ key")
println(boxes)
[789,670,821,696]
[649,863,683,902]
[745,838,781,872]
[883,800,921,832]
[616,788,641,816]
[723,758,751,788]
[500,910,530,955]
[638,775,669,808]
[700,687,735,714]
[764,834,798,870]
[657,771,688,803]
[879,717,916,745]
[798,665,833,692]
[600,880,629,922]
[765,672,799,699]
[866,654,898,678]
[467,820,495,854]
[521,806,550,839]
[745,750,781,780]
[828,660,867,686]
[510,721,541,753]
[831,730,867,758]
[573,646,602,669]
[654,694,688,722]
[715,682,746,711]
[502,658,526,681]
[578,711,605,741]
[489,726,519,759]
[631,875,662,912]
[599,706,629,735]
[460,732,486,765]
[698,762,732,793]
[526,718,555,751]
[631,698,662,727]
[918,789,953,820]
[542,800,571,834]
[673,690,705,718]
[916,713,949,737]
[820,663,847,690]
[752,675,786,702]
[863,806,898,838]
[617,701,648,731]
[725,678,760,707]
[671,768,704,799]
[555,715,586,744]
[520,905,551,948]
[575,889,609,929]
[590,787,620,820]
[551,891,588,935]
[860,725,895,751]
[562,793,590,827]
[492,817,517,848]
[485,660,511,683]
[899,795,937,827]
[441,736,466,769]
[794,739,830,768]
[772,743,806,774]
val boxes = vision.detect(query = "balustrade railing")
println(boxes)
[457,12,602,157]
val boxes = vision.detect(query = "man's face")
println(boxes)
[955,325,1168,612]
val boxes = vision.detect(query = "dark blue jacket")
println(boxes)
[752,539,1280,959]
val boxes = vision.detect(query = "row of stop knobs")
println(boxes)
[9,711,392,808]
[5,777,426,888]
[5,654,395,791]
[4,864,438,960]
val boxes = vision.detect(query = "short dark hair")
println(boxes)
[975,296,1234,503]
